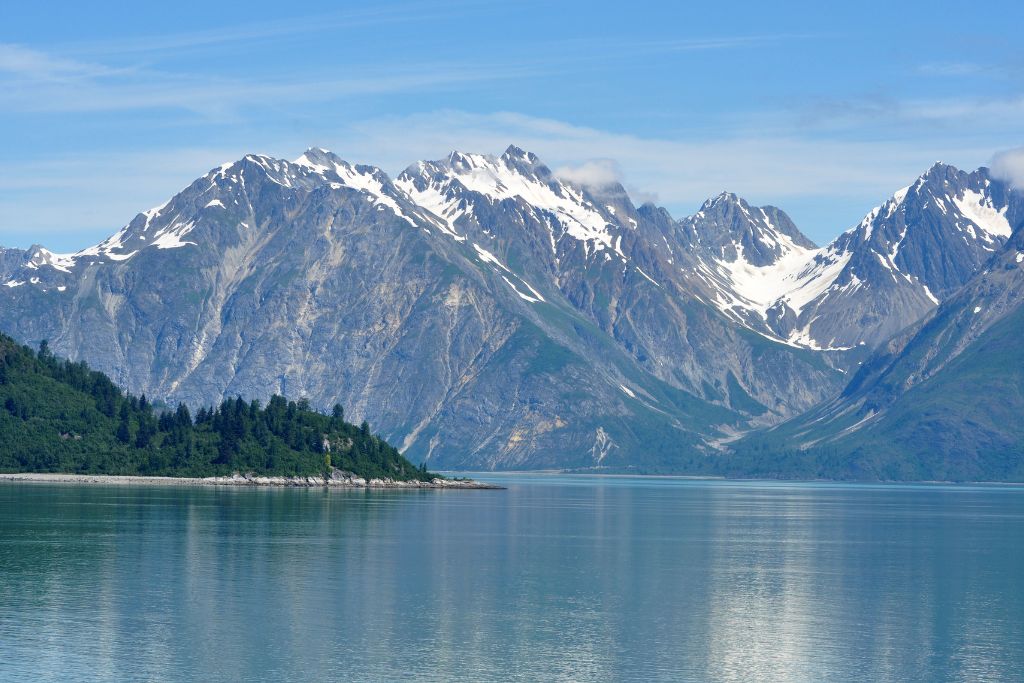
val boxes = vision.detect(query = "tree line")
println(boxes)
[0,335,433,480]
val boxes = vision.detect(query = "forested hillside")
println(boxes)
[0,333,431,480]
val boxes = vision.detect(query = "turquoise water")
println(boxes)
[1,475,1023,682]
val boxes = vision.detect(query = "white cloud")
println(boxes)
[991,147,1024,188]
[554,159,622,188]
[796,94,1024,132]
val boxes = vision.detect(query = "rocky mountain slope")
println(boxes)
[0,147,1017,470]
[727,220,1024,480]
[0,148,783,470]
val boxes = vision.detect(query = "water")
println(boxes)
[1,475,1023,682]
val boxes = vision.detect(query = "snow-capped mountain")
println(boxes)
[677,164,1022,350]
[731,220,1024,481]
[0,147,851,470]
[669,193,830,345]
[395,146,842,417]
[394,146,657,283]
[0,146,1018,471]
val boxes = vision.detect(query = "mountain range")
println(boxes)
[1,146,1021,476]
[729,220,1024,480]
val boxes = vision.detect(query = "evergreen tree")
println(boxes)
[116,412,132,444]
[0,331,437,481]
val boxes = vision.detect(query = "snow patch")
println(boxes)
[921,284,939,305]
[294,153,417,227]
[635,266,660,286]
[473,243,545,303]
[954,189,1012,238]
[151,220,197,250]
[473,243,510,272]
[394,175,468,240]
[500,275,544,303]
[406,151,620,254]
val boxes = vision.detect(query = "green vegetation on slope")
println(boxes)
[0,334,434,480]
[726,306,1024,482]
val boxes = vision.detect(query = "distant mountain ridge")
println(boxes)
[0,146,1019,471]
[726,218,1024,481]
[678,164,1022,350]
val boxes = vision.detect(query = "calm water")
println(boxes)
[1,475,1023,682]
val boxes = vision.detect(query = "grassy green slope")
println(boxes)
[725,306,1024,481]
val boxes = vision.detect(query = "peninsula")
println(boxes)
[0,333,496,488]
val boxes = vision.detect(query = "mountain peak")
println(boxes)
[499,145,552,181]
[501,144,537,163]
[700,191,742,211]
[683,192,817,281]
[918,161,961,183]
[294,147,346,170]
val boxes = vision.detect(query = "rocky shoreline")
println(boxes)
[0,471,503,490]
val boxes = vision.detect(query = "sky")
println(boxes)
[2,0,1023,252]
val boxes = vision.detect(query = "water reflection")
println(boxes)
[1,479,1022,682]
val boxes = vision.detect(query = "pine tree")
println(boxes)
[116,414,132,444]
[175,403,192,428]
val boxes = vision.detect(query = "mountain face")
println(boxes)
[0,248,28,281]
[0,147,1016,471]
[394,148,843,419]
[728,221,1024,481]
[0,147,837,471]
[681,165,1022,350]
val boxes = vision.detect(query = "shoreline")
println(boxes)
[0,472,503,490]
[448,471,1024,486]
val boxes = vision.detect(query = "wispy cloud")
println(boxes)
[60,1,490,58]
[795,89,1024,131]
[0,43,128,81]
[553,159,623,188]
[0,21,803,119]
[0,43,541,118]
[991,146,1024,188]
[915,62,985,77]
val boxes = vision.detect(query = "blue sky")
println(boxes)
[2,0,1022,251]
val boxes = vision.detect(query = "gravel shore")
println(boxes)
[0,472,503,489]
